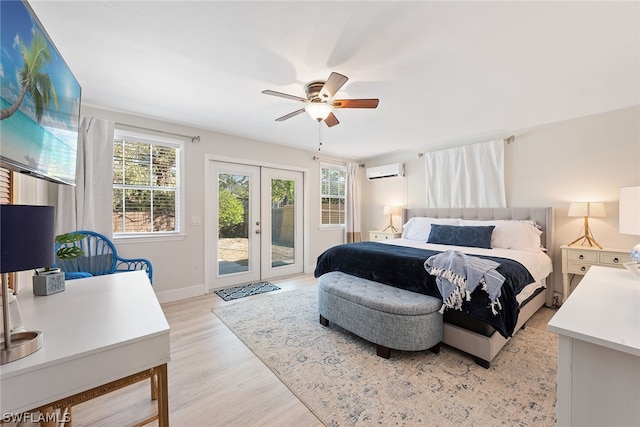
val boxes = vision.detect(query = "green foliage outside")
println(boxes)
[218,188,244,233]
[217,175,295,238]
[218,174,248,238]
[271,178,294,206]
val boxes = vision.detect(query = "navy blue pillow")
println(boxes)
[427,224,495,249]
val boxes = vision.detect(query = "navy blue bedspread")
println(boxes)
[314,241,535,338]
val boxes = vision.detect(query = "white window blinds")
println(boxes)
[113,131,182,234]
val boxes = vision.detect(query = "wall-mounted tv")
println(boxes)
[0,0,81,186]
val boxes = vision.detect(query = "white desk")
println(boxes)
[548,266,640,426]
[0,271,170,425]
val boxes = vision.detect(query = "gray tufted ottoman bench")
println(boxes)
[318,271,443,358]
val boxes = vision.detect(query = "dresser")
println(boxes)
[560,244,630,302]
[369,231,401,241]
[547,266,640,426]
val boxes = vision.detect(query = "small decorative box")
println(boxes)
[33,271,66,296]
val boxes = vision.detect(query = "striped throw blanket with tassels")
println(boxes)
[424,250,506,315]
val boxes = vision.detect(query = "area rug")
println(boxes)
[213,286,557,426]
[213,281,280,301]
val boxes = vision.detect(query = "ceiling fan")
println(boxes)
[262,72,379,127]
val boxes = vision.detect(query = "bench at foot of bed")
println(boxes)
[318,271,443,359]
[319,313,441,358]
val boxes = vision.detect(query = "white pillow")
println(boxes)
[457,219,543,251]
[401,217,459,241]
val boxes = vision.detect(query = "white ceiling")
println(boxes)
[29,1,639,159]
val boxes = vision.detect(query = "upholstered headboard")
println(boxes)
[403,207,555,302]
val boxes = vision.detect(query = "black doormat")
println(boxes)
[214,281,280,301]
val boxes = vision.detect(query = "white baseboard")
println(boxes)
[155,284,206,304]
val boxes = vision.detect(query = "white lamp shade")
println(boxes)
[588,202,605,218]
[568,202,605,218]
[567,202,587,217]
[383,205,402,216]
[619,186,640,235]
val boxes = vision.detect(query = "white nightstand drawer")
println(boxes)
[369,231,401,241]
[599,252,631,266]
[561,245,631,303]
[567,262,592,275]
[567,250,598,263]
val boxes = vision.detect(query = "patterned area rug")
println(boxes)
[213,286,557,426]
[213,281,280,301]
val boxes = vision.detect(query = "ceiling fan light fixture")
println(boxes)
[305,102,333,121]
[263,72,377,127]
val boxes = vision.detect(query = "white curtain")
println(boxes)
[56,117,114,237]
[424,139,506,208]
[344,162,362,243]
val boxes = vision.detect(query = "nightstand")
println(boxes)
[369,231,401,241]
[560,244,631,302]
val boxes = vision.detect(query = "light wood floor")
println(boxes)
[33,274,558,426]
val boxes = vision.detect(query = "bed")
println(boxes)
[314,207,554,368]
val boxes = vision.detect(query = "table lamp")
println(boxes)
[619,187,640,274]
[1,204,54,364]
[567,202,605,249]
[383,205,402,233]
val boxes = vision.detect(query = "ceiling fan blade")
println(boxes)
[275,108,306,122]
[324,112,340,127]
[319,72,348,100]
[332,99,379,109]
[262,90,307,103]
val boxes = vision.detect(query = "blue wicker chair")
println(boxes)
[56,230,153,283]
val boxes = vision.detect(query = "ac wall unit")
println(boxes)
[366,163,405,180]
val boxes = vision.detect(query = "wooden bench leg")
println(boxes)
[319,314,329,326]
[376,345,391,359]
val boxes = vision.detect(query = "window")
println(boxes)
[112,130,183,235]
[320,164,346,226]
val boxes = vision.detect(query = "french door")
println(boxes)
[210,161,303,289]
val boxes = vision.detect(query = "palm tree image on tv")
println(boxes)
[0,0,81,186]
[0,31,58,122]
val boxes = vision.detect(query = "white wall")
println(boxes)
[361,106,640,298]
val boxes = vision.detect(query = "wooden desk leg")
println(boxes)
[156,363,169,427]
[151,368,158,401]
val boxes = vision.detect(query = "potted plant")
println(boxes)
[33,232,84,295]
